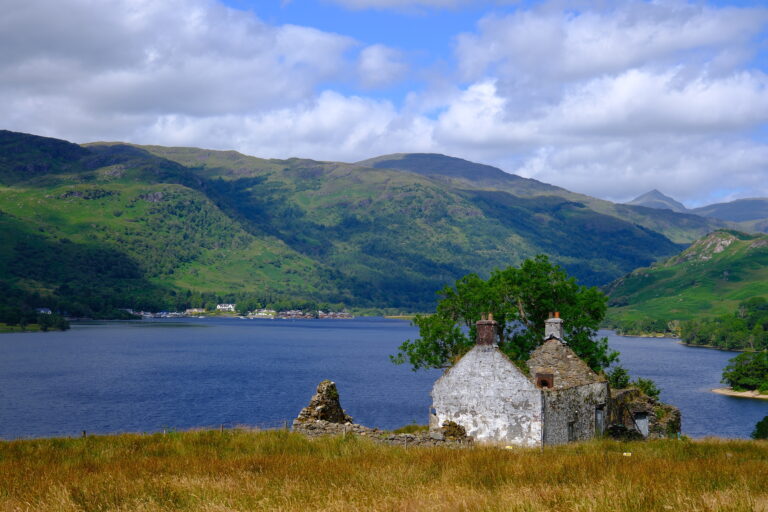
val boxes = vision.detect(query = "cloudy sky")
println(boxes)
[3,0,768,205]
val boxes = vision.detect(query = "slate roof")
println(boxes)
[526,338,603,389]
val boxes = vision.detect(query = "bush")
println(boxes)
[632,377,661,400]
[753,416,768,440]
[607,366,631,389]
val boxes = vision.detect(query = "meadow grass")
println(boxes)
[1,430,766,511]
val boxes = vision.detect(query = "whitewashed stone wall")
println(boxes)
[431,345,543,447]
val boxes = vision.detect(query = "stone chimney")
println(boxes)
[544,312,564,341]
[476,313,498,346]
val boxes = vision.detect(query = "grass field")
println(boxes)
[1,429,766,511]
[0,322,42,333]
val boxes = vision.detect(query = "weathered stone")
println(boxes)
[294,380,353,425]
[430,316,609,447]
[291,419,471,447]
[527,338,604,389]
[431,344,544,447]
[608,388,681,440]
[441,421,468,441]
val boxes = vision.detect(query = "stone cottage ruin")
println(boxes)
[430,313,609,447]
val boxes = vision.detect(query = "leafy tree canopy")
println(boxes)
[391,255,617,371]
[722,351,768,393]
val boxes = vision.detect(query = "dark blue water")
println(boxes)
[0,318,764,439]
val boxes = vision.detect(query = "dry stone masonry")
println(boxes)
[292,315,680,448]
[293,380,471,447]
[294,380,353,424]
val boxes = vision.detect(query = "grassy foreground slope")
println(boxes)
[606,230,768,330]
[1,430,766,511]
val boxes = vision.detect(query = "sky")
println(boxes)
[3,0,768,206]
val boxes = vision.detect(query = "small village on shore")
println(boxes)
[126,304,354,320]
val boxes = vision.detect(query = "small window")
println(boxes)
[567,421,576,442]
[595,405,605,436]
[535,373,554,389]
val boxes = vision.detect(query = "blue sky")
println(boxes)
[2,0,768,205]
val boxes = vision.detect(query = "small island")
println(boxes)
[713,351,768,400]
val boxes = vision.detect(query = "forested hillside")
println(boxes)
[606,230,768,335]
[0,130,726,318]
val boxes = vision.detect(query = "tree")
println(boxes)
[722,352,768,392]
[753,416,768,440]
[391,255,617,371]
[607,366,631,389]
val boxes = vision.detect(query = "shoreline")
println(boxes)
[609,331,750,353]
[711,388,768,400]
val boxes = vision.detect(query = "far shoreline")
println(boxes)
[712,388,768,400]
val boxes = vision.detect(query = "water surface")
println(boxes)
[0,319,764,439]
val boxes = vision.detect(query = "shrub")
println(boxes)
[607,366,631,389]
[752,416,768,440]
[632,377,661,400]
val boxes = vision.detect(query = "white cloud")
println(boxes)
[327,0,491,10]
[456,2,768,82]
[138,91,436,161]
[0,0,355,139]
[358,45,408,87]
[3,0,768,205]
[512,137,768,206]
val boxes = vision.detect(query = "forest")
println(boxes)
[681,297,768,351]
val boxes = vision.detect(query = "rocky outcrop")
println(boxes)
[294,380,353,425]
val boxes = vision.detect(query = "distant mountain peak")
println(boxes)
[627,189,688,213]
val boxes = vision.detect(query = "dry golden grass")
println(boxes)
[0,430,766,512]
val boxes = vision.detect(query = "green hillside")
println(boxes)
[0,129,729,317]
[358,153,724,244]
[605,230,768,333]
[692,198,768,222]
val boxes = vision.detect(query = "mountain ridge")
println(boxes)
[606,229,768,332]
[0,129,731,317]
[626,189,688,213]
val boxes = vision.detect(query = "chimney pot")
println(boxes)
[476,314,498,346]
[544,313,564,341]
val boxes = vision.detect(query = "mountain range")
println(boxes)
[627,190,768,232]
[0,129,751,317]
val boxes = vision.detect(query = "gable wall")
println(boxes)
[431,346,543,447]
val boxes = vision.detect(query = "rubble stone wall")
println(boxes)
[543,381,609,445]
[292,419,471,447]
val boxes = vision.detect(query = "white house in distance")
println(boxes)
[430,313,608,447]
[216,303,236,312]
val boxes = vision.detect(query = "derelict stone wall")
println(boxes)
[542,381,608,445]
[431,345,543,447]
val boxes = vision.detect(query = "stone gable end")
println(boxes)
[527,339,603,389]
[431,345,543,446]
